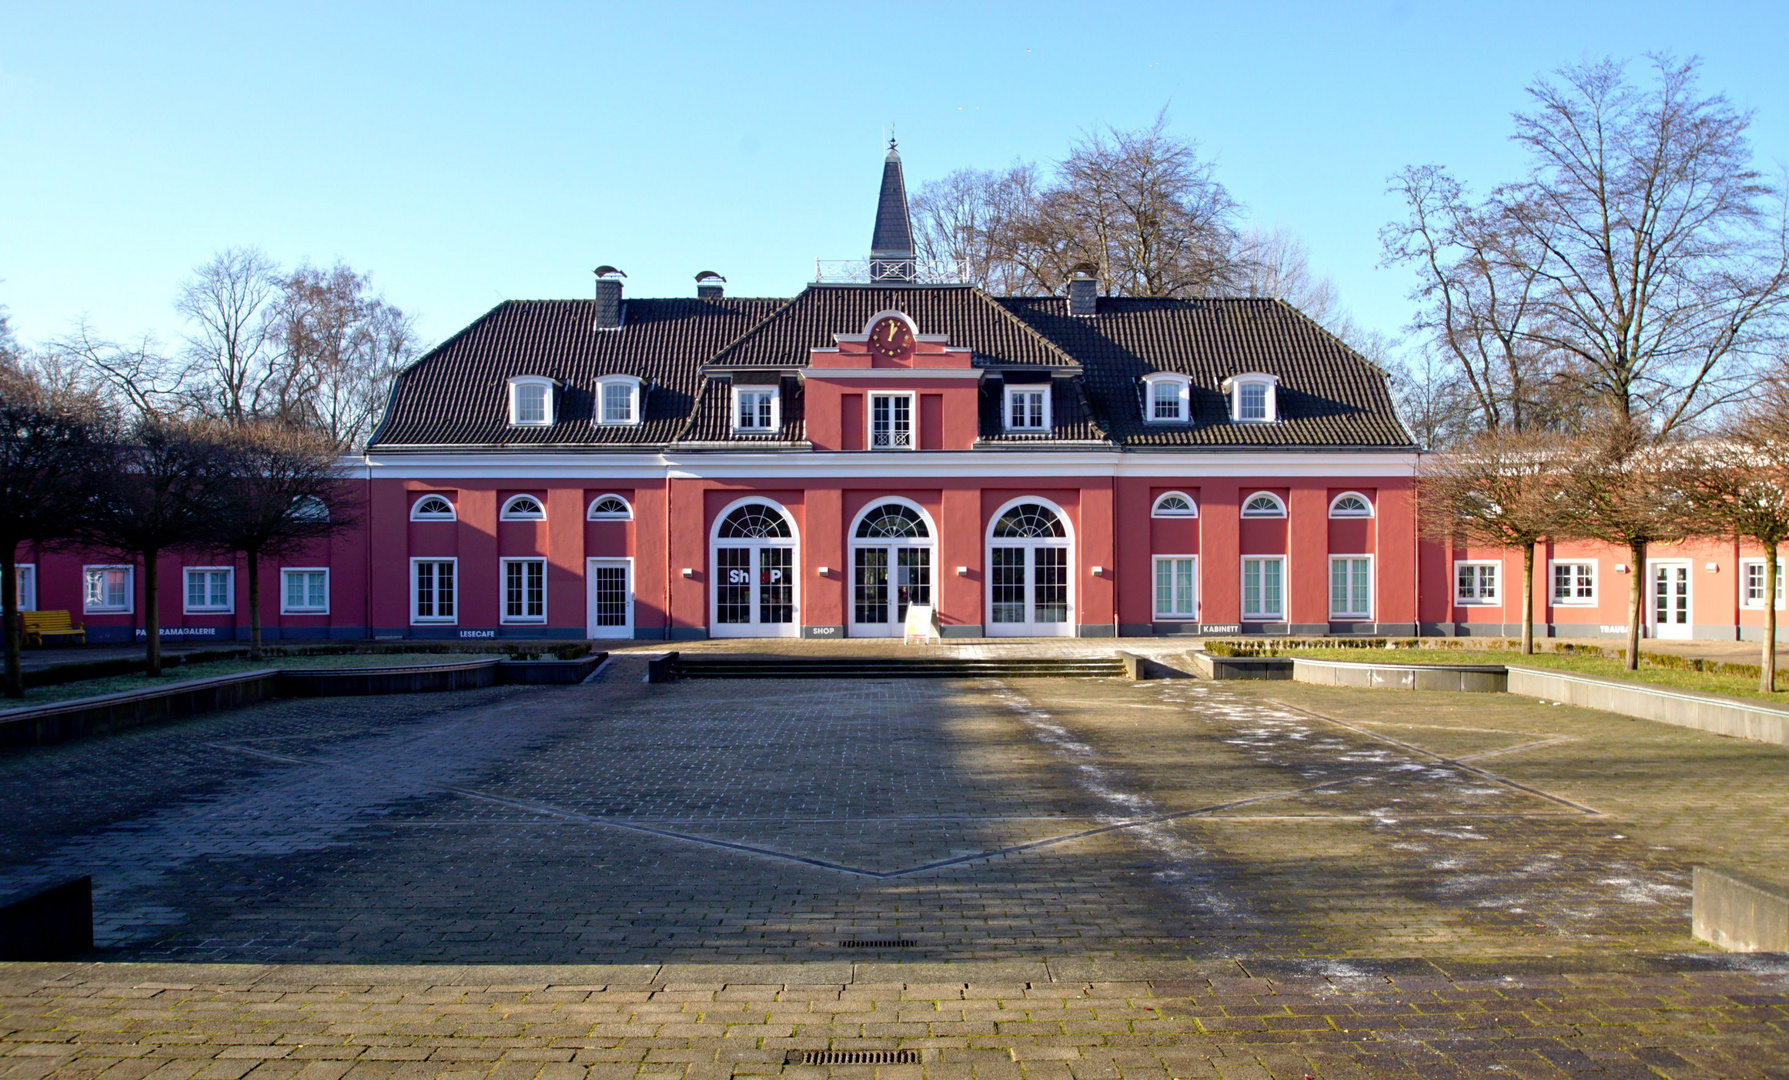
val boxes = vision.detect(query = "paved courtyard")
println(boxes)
[3,663,1789,1075]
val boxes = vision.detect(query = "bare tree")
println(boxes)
[177,247,279,423]
[1236,227,1341,323]
[0,367,108,697]
[47,320,186,419]
[265,264,418,447]
[208,423,358,659]
[1419,429,1569,653]
[910,164,1045,293]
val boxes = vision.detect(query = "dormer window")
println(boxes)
[500,495,546,521]
[1004,385,1051,432]
[410,495,456,521]
[596,376,642,426]
[1143,374,1190,422]
[732,384,780,433]
[508,376,555,426]
[1223,373,1278,423]
[1241,492,1287,518]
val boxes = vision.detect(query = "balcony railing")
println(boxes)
[813,257,964,285]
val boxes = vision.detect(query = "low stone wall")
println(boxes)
[1693,866,1789,952]
[0,671,279,748]
[1293,658,1508,693]
[276,660,500,697]
[496,656,606,684]
[1191,654,1293,680]
[1506,667,1789,746]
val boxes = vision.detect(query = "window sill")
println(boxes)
[500,618,548,625]
[410,619,457,625]
[281,610,329,616]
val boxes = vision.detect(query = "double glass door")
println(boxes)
[989,545,1070,635]
[1650,562,1691,639]
[715,545,796,636]
[852,545,931,636]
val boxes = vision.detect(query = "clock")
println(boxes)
[866,316,915,360]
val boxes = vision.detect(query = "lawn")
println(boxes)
[3,653,510,708]
[1273,646,1789,705]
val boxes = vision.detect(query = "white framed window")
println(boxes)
[733,385,780,433]
[1241,492,1287,518]
[1144,373,1190,422]
[596,376,641,426]
[502,558,547,623]
[1004,385,1051,432]
[410,494,456,521]
[870,392,915,449]
[1550,560,1597,605]
[587,494,633,520]
[183,567,234,614]
[1330,556,1373,620]
[16,564,35,612]
[1153,556,1198,620]
[83,565,133,614]
[281,568,329,614]
[1741,558,1785,609]
[1328,492,1373,518]
[411,559,457,624]
[500,494,546,521]
[1224,374,1279,423]
[1241,556,1285,620]
[1151,491,1198,518]
[507,376,556,426]
[1454,560,1500,604]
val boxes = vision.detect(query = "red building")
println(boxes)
[16,144,1781,646]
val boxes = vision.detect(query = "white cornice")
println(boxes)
[800,368,984,380]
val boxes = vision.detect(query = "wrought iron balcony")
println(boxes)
[812,257,963,285]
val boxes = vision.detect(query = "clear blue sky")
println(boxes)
[3,1,1786,354]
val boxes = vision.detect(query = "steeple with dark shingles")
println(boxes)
[869,138,915,282]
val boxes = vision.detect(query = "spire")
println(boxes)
[869,136,915,281]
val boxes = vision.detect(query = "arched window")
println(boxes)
[1241,492,1286,518]
[993,502,1066,538]
[1151,492,1197,518]
[855,503,929,539]
[1329,492,1373,518]
[718,502,792,539]
[500,495,546,520]
[291,496,329,522]
[411,495,456,521]
[587,494,632,520]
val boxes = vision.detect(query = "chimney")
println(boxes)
[695,271,726,299]
[593,266,626,329]
[1068,265,1098,317]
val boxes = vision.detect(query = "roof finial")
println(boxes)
[888,121,896,153]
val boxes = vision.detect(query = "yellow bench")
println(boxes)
[21,610,86,646]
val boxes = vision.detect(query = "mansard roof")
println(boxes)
[368,285,1414,452]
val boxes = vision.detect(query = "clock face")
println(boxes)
[866,316,915,360]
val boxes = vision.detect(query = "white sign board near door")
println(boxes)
[904,604,939,644]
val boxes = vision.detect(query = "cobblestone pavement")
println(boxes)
[6,667,1789,1073]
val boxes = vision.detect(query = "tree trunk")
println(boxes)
[143,552,162,677]
[1521,541,1536,655]
[1,549,19,699]
[1765,539,1779,695]
[1626,540,1646,672]
[246,548,262,661]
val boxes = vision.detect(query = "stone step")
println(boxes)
[669,656,1126,679]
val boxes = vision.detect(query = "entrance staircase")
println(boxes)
[666,654,1126,680]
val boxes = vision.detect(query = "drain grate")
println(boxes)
[788,1050,921,1066]
[837,938,915,948]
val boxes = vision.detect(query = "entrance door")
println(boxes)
[1649,561,1692,640]
[711,501,799,638]
[586,558,633,639]
[987,501,1072,637]
[850,502,933,637]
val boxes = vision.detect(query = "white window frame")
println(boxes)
[410,494,457,521]
[16,564,36,612]
[1549,560,1598,606]
[1003,385,1051,432]
[1329,555,1373,621]
[1224,373,1279,423]
[1151,491,1198,518]
[1740,558,1786,610]
[280,567,330,615]
[596,375,642,426]
[587,493,633,521]
[1152,555,1199,621]
[732,385,781,433]
[1143,373,1190,423]
[507,375,556,427]
[410,558,458,625]
[1454,560,1500,605]
[83,565,134,614]
[500,494,547,521]
[1328,492,1373,518]
[1240,491,1287,518]
[868,391,916,450]
[183,566,235,614]
[500,557,548,624]
[1241,555,1286,620]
